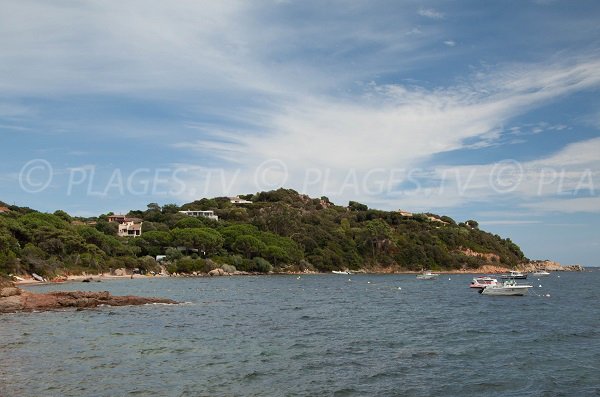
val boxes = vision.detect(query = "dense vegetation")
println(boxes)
[0,189,526,277]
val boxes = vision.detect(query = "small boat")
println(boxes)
[532,270,550,276]
[332,270,352,275]
[500,270,527,279]
[416,270,439,280]
[480,280,533,296]
[469,276,499,289]
[31,273,46,282]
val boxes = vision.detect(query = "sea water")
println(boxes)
[1,271,599,396]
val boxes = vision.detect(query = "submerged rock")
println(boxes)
[0,282,177,314]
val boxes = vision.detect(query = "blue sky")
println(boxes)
[1,0,599,266]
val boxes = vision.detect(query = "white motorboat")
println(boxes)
[332,270,352,275]
[480,280,533,296]
[416,271,439,280]
[469,276,499,289]
[500,270,527,279]
[532,270,550,276]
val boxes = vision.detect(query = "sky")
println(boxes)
[1,0,599,266]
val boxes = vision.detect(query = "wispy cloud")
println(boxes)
[479,220,542,225]
[171,57,600,210]
[444,40,456,47]
[418,7,444,19]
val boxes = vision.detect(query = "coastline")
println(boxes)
[12,261,584,287]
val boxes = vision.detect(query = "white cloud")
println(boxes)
[444,40,456,47]
[174,58,600,207]
[418,8,444,19]
[397,136,600,213]
[2,1,599,219]
[521,197,600,213]
[479,220,542,225]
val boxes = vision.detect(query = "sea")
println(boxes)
[1,271,599,397]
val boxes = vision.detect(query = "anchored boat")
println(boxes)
[500,270,527,279]
[469,276,499,289]
[480,280,533,296]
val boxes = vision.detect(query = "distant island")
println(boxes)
[0,188,582,281]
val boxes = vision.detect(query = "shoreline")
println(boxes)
[14,273,154,286]
[13,265,585,286]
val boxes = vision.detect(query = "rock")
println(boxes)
[208,268,226,276]
[0,287,21,297]
[112,268,128,276]
[523,260,584,272]
[0,288,177,314]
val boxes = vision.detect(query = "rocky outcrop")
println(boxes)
[0,282,177,314]
[458,248,501,264]
[522,260,584,272]
[208,268,226,276]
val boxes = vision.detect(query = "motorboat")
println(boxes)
[500,270,527,279]
[469,276,499,289]
[332,270,352,275]
[532,270,550,276]
[480,280,533,296]
[416,270,439,280]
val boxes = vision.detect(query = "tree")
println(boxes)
[264,245,290,266]
[147,203,161,212]
[171,228,224,256]
[53,210,72,223]
[465,220,479,229]
[231,235,266,258]
[137,231,173,256]
[348,201,368,211]
[173,217,207,229]
[361,219,393,259]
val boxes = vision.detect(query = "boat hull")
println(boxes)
[480,286,531,296]
[500,274,527,279]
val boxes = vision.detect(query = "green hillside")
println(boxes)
[0,189,526,277]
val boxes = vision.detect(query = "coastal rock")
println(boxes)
[0,287,21,297]
[0,286,177,314]
[112,268,128,276]
[522,260,584,272]
[208,268,226,276]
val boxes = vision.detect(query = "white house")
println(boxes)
[229,196,253,204]
[118,220,142,237]
[178,210,219,221]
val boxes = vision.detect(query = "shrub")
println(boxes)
[253,257,273,273]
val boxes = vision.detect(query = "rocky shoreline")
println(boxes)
[0,279,177,314]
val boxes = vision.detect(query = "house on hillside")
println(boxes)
[108,214,143,237]
[178,210,219,221]
[107,214,127,223]
[229,196,252,204]
[398,210,413,217]
[118,219,143,237]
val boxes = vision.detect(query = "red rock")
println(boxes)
[0,284,177,313]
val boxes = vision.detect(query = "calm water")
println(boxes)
[1,271,599,397]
